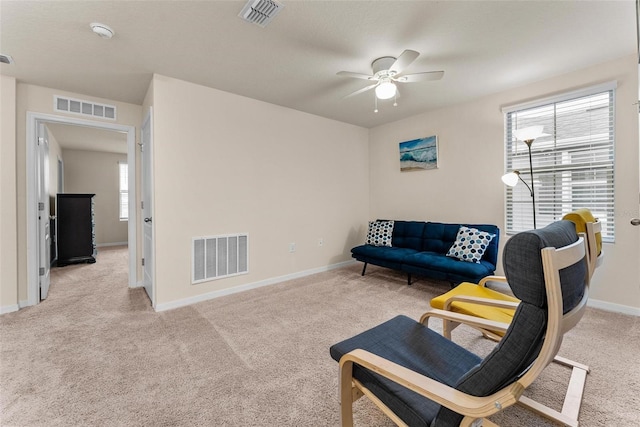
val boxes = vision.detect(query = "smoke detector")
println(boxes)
[90,23,115,39]
[238,0,284,28]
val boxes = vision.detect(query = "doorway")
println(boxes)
[26,112,138,307]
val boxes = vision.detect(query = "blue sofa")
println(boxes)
[351,221,500,285]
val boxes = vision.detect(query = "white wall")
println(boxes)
[369,54,640,312]
[62,149,128,246]
[151,75,369,307]
[5,58,638,313]
[0,75,18,313]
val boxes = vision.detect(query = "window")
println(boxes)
[119,162,128,221]
[503,83,615,242]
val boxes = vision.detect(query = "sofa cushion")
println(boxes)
[402,252,494,279]
[445,226,496,263]
[390,220,427,251]
[366,220,394,247]
[352,245,418,263]
[423,222,499,267]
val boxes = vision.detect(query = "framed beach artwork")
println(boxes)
[399,135,438,171]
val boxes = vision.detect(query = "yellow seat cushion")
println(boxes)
[430,282,519,329]
[562,208,602,255]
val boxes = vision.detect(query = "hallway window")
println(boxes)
[119,162,128,221]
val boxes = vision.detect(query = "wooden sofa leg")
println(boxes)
[361,263,367,276]
[407,274,412,286]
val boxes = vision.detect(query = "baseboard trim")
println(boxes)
[588,298,640,316]
[2,299,35,314]
[155,260,355,312]
[96,242,128,248]
[0,304,19,315]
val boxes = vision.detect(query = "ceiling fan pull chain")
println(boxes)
[374,95,378,113]
[393,93,398,107]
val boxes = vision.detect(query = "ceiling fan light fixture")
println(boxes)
[338,49,443,106]
[375,79,396,100]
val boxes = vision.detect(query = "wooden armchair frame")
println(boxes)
[428,220,601,427]
[338,235,588,427]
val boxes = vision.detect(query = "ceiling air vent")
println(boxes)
[238,0,284,28]
[0,54,14,65]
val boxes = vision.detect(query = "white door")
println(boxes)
[141,110,154,305]
[37,124,51,300]
[635,65,640,232]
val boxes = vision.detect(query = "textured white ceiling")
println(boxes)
[1,1,636,128]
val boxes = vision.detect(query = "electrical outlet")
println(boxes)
[289,243,296,253]
[318,238,323,247]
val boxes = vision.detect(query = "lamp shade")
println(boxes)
[375,79,397,100]
[513,125,549,142]
[501,171,520,187]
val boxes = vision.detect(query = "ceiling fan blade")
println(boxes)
[396,71,444,83]
[337,71,376,80]
[342,83,378,99]
[389,49,420,74]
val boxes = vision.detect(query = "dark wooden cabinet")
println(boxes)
[56,194,96,266]
[50,217,57,266]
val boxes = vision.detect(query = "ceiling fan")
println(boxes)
[337,50,444,102]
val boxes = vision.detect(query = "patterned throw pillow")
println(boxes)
[446,226,496,263]
[366,220,394,247]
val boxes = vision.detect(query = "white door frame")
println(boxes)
[141,108,155,308]
[26,112,137,306]
[37,123,51,300]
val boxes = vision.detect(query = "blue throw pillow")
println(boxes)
[366,220,394,247]
[446,226,496,263]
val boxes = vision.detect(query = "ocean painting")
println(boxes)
[399,136,438,171]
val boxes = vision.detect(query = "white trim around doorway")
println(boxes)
[26,112,138,307]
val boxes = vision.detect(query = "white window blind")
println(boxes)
[504,84,615,242]
[119,162,128,221]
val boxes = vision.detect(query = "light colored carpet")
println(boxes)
[1,246,639,426]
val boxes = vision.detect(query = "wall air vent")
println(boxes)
[192,233,249,284]
[54,95,116,120]
[238,0,284,28]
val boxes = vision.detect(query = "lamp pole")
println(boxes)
[505,125,547,231]
[524,139,536,229]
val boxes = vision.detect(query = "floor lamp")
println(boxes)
[502,125,548,229]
